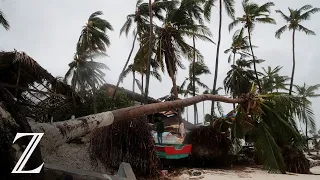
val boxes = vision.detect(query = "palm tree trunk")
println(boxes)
[304,103,311,154]
[211,0,222,116]
[232,53,236,109]
[166,55,182,131]
[306,122,310,154]
[186,94,189,122]
[202,101,205,122]
[289,29,295,95]
[192,35,198,125]
[186,106,189,122]
[144,0,154,104]
[141,74,144,105]
[132,71,135,93]
[31,93,244,154]
[92,85,97,114]
[113,32,138,98]
[247,27,262,92]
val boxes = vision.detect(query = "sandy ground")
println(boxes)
[43,140,320,179]
[172,166,320,180]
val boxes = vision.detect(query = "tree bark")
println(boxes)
[211,0,222,116]
[132,71,135,93]
[192,35,198,125]
[31,94,245,154]
[289,29,295,95]
[247,27,262,93]
[92,88,97,114]
[141,74,144,105]
[144,0,154,104]
[112,32,138,98]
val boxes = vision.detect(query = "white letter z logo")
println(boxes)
[11,133,44,173]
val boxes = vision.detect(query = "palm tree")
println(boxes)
[224,28,253,65]
[229,0,276,93]
[224,59,262,99]
[120,61,162,95]
[114,0,168,99]
[203,0,235,116]
[64,52,108,93]
[261,66,290,93]
[77,11,113,56]
[294,83,320,153]
[173,0,209,125]
[146,1,213,122]
[181,61,211,124]
[0,10,9,30]
[144,0,154,104]
[76,11,113,113]
[275,5,320,95]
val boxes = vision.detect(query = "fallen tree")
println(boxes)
[31,94,243,154]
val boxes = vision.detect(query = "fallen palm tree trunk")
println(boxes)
[31,94,244,154]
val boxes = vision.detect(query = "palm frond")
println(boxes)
[275,25,287,39]
[297,24,316,35]
[0,10,10,30]
[255,122,286,173]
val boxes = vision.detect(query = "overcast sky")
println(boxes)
[1,0,320,130]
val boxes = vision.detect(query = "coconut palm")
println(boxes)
[77,11,113,56]
[144,1,213,121]
[294,83,320,153]
[114,0,169,99]
[64,52,108,93]
[229,0,276,93]
[203,0,235,116]
[275,5,320,95]
[224,28,254,65]
[76,11,112,113]
[224,59,263,99]
[261,66,290,93]
[120,61,162,95]
[181,61,211,124]
[0,10,9,30]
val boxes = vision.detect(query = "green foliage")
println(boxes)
[275,5,320,38]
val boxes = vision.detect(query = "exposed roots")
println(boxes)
[282,145,310,174]
[88,117,161,178]
[183,125,233,167]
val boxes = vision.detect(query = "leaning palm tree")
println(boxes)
[77,11,113,56]
[0,10,10,30]
[224,28,253,65]
[294,83,320,153]
[76,11,112,113]
[229,0,276,93]
[203,0,235,116]
[275,5,320,95]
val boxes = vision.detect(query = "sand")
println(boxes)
[43,140,320,179]
[172,166,320,180]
